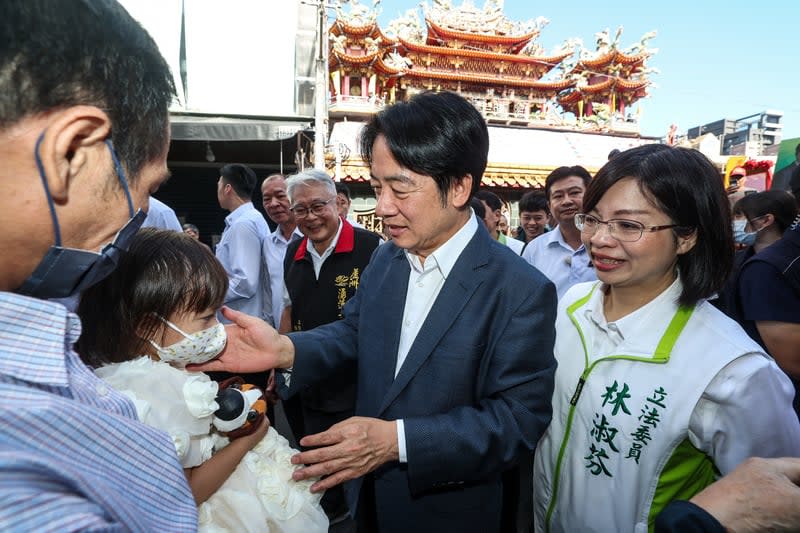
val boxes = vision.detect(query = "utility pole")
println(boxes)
[313,0,330,170]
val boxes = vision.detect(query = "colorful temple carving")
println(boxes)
[326,0,660,229]
[556,28,657,133]
[328,0,657,131]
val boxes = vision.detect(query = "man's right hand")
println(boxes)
[690,457,800,533]
[188,306,295,374]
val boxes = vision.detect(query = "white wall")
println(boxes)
[120,0,302,117]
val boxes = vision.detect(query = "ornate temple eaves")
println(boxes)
[399,37,572,66]
[330,49,381,67]
[424,16,538,49]
[331,18,399,47]
[334,160,553,190]
[578,49,648,70]
[403,68,575,91]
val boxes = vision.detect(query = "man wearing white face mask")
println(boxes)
[0,1,197,530]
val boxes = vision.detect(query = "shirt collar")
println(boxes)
[295,218,348,262]
[584,275,683,342]
[0,292,79,386]
[546,224,586,253]
[224,202,255,227]
[404,211,478,278]
[271,225,303,245]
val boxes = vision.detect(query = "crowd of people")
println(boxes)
[2,2,800,533]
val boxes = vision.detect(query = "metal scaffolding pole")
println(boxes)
[313,0,329,170]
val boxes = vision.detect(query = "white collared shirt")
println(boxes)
[395,212,479,462]
[263,225,303,329]
[307,219,344,279]
[282,219,344,310]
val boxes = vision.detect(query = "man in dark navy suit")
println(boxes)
[194,91,557,533]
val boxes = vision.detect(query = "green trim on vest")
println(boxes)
[543,283,697,533]
[646,438,719,532]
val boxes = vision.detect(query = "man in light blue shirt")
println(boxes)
[215,163,272,323]
[142,195,182,231]
[521,165,597,299]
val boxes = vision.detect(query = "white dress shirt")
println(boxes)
[395,213,479,462]
[307,219,344,279]
[499,233,524,255]
[263,225,303,329]
[281,220,344,311]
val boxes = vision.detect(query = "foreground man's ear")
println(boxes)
[37,105,112,203]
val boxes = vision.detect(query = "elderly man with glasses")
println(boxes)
[279,168,382,524]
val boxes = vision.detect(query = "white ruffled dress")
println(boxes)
[95,356,329,533]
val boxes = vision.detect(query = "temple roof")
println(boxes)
[577,49,647,70]
[425,17,538,50]
[399,36,572,67]
[402,68,575,91]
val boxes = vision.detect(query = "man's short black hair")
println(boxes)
[1,0,176,181]
[335,182,352,200]
[519,190,548,214]
[220,164,257,200]
[474,190,503,212]
[544,166,592,200]
[470,197,486,221]
[359,91,489,206]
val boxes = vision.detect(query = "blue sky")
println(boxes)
[374,0,799,140]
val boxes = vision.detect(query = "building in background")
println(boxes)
[325,0,660,232]
[120,0,665,235]
[687,110,784,157]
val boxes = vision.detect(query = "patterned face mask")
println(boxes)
[149,316,227,367]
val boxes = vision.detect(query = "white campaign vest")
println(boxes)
[534,282,754,533]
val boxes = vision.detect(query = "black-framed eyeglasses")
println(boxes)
[575,213,684,242]
[289,198,334,219]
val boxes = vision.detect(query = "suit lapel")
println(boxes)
[377,229,490,415]
[369,247,409,415]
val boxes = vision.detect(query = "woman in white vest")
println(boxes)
[533,144,800,533]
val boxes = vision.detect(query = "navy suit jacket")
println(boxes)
[287,224,556,533]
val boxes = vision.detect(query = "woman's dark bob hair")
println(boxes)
[76,228,229,368]
[582,144,733,307]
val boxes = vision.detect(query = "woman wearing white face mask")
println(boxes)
[716,191,800,414]
[717,191,798,316]
[76,229,328,533]
[730,191,796,252]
